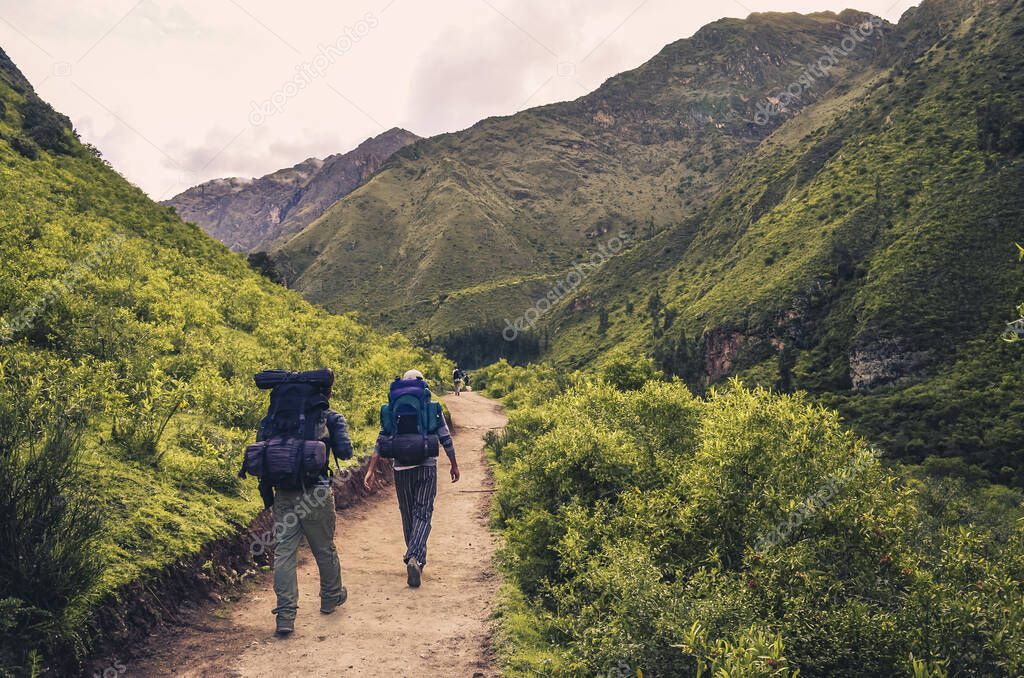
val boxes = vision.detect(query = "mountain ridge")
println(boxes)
[165,127,419,251]
[540,0,1024,480]
[273,10,891,341]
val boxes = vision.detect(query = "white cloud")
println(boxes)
[0,0,918,197]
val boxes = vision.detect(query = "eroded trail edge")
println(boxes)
[130,391,505,678]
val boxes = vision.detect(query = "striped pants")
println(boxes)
[394,465,437,566]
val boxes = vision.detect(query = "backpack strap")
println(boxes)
[260,440,270,481]
[291,438,306,489]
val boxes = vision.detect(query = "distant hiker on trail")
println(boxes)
[239,368,353,636]
[363,369,459,587]
[452,366,464,395]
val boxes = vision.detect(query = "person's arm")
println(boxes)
[258,476,275,509]
[363,435,385,491]
[326,410,354,460]
[437,416,460,483]
[363,452,380,491]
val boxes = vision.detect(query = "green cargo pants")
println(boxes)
[271,484,345,620]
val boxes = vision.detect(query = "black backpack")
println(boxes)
[255,368,334,441]
[240,369,335,489]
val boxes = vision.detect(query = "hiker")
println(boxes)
[452,365,464,395]
[239,369,353,636]
[363,369,459,587]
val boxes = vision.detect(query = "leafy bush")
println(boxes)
[18,99,74,156]
[488,373,1024,676]
[0,361,103,674]
[7,134,37,160]
[246,251,284,284]
[474,358,570,408]
[599,353,661,390]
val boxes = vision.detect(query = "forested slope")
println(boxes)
[545,0,1024,481]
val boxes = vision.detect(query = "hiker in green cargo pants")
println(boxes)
[270,483,345,633]
[258,408,354,636]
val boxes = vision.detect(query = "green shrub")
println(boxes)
[487,372,1024,676]
[0,362,103,674]
[599,353,662,391]
[18,99,74,156]
[474,358,570,408]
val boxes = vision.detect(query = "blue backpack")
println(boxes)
[379,377,443,463]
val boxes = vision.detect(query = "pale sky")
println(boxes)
[0,0,915,199]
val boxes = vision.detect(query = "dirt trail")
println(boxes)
[129,391,505,678]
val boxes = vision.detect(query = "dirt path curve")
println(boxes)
[130,391,506,678]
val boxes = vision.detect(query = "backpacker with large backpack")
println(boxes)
[378,376,444,466]
[239,368,335,489]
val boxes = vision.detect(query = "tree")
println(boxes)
[597,305,610,335]
[654,321,692,381]
[601,354,661,390]
[19,99,74,156]
[1005,243,1024,343]
[247,251,284,284]
[774,343,797,393]
[647,291,663,339]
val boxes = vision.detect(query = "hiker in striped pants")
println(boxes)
[364,369,460,587]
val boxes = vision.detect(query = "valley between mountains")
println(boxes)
[1,0,1023,675]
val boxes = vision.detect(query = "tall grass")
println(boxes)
[0,365,103,674]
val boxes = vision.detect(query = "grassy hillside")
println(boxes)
[273,11,889,344]
[0,47,448,674]
[543,0,1024,481]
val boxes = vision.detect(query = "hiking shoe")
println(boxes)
[275,616,295,636]
[320,587,348,614]
[407,558,422,588]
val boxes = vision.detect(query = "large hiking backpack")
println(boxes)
[239,369,334,489]
[378,377,443,465]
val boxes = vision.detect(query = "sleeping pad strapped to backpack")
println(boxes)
[239,368,334,489]
[378,377,444,466]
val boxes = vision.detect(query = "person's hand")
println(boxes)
[450,463,460,483]
[363,452,381,492]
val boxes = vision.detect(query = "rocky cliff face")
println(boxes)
[849,337,931,389]
[164,128,419,251]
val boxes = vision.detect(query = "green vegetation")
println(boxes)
[481,361,1024,676]
[0,48,449,674]
[2,0,1023,672]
